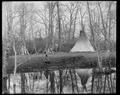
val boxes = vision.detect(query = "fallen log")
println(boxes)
[6,52,116,74]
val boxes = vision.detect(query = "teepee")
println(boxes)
[70,30,95,93]
[70,30,94,52]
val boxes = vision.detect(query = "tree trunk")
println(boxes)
[2,49,8,93]
[21,73,26,93]
[108,2,112,50]
[56,2,64,94]
[2,3,13,94]
[69,69,75,93]
[87,2,96,50]
[57,1,61,51]
[69,13,72,40]
[72,8,78,39]
[48,2,54,49]
[50,72,55,93]
[98,2,108,50]
[59,69,63,94]
[2,76,8,94]
[8,74,11,93]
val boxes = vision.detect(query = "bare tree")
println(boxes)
[98,2,106,44]
[87,1,96,49]
[105,1,115,50]
[29,3,38,53]
[35,5,49,37]
[72,2,79,39]
[47,2,56,50]
[2,2,21,93]
[65,2,78,40]
[2,2,15,93]
[2,39,9,93]
[17,3,30,93]
[78,2,87,37]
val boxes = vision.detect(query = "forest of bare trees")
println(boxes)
[2,1,116,94]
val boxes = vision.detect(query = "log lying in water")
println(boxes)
[6,52,116,74]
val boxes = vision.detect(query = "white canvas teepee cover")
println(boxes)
[70,31,94,52]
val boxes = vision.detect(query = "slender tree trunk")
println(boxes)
[13,45,17,94]
[2,3,13,93]
[87,1,96,50]
[108,2,112,51]
[59,69,63,94]
[91,72,95,93]
[2,77,8,94]
[30,11,37,54]
[72,8,78,39]
[57,1,61,51]
[21,73,26,93]
[8,74,11,93]
[2,50,8,93]
[56,2,63,93]
[50,72,55,93]
[69,13,72,40]
[48,2,54,49]
[2,49,8,94]
[69,69,75,93]
[73,69,79,93]
[98,2,108,50]
[19,4,28,93]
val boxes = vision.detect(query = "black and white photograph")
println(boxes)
[2,1,116,94]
